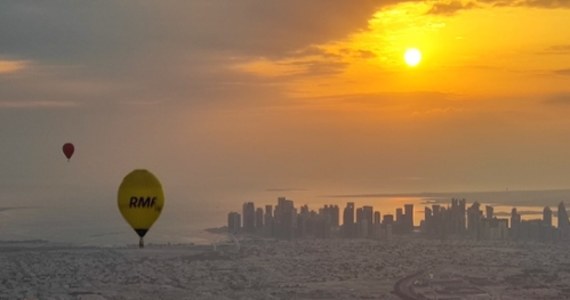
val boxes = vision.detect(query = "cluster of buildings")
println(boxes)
[227,197,570,243]
[227,197,414,240]
[422,199,570,242]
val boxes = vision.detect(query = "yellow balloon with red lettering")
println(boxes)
[117,169,164,247]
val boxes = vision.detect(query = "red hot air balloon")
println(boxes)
[62,143,75,161]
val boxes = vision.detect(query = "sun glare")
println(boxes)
[404,48,422,67]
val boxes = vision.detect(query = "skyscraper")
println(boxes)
[543,206,552,227]
[485,205,494,220]
[319,204,339,229]
[383,214,394,225]
[255,207,264,230]
[423,207,432,234]
[558,202,569,228]
[356,207,364,237]
[404,204,414,232]
[558,202,569,240]
[227,212,241,234]
[265,205,274,236]
[356,207,363,225]
[363,206,374,225]
[274,197,296,239]
[396,208,403,224]
[449,199,466,234]
[242,202,255,233]
[467,202,481,239]
[343,202,355,238]
[511,208,521,240]
[374,211,381,224]
[331,205,340,227]
[297,205,310,238]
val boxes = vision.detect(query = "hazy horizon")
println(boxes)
[2,184,570,245]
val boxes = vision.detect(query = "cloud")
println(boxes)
[0,0,395,62]
[427,1,478,15]
[0,206,33,212]
[554,68,570,76]
[265,188,308,192]
[234,56,348,80]
[141,0,399,58]
[518,0,570,8]
[0,59,27,74]
[540,44,570,55]
[309,91,461,108]
[0,0,407,110]
[0,100,77,109]
[424,0,570,15]
[15,0,564,112]
[543,94,570,106]
[0,63,131,109]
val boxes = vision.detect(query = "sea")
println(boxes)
[1,183,570,247]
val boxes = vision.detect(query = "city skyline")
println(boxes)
[226,196,570,243]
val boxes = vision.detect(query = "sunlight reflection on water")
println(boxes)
[1,185,568,245]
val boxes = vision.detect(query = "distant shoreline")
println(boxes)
[321,188,570,199]
[205,226,229,235]
[319,188,570,208]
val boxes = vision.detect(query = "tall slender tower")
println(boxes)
[558,202,569,239]
[404,204,414,232]
[543,206,552,227]
[485,205,494,220]
[242,202,255,233]
[467,202,481,239]
[343,202,355,238]
[511,208,521,240]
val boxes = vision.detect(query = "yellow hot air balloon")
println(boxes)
[117,169,164,248]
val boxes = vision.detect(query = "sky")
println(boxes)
[1,0,570,209]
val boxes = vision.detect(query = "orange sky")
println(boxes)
[237,2,570,100]
[1,1,570,208]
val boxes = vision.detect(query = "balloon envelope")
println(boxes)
[62,143,74,160]
[117,169,164,239]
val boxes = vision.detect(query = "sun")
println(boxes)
[404,48,422,67]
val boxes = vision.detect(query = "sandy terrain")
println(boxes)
[2,236,570,299]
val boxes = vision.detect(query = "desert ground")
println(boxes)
[2,236,570,299]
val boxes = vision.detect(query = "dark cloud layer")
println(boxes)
[0,1,395,62]
[2,0,568,109]
[543,94,570,106]
[543,44,570,55]
[0,0,402,109]
[554,68,570,76]
[428,1,478,15]
[426,0,570,15]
